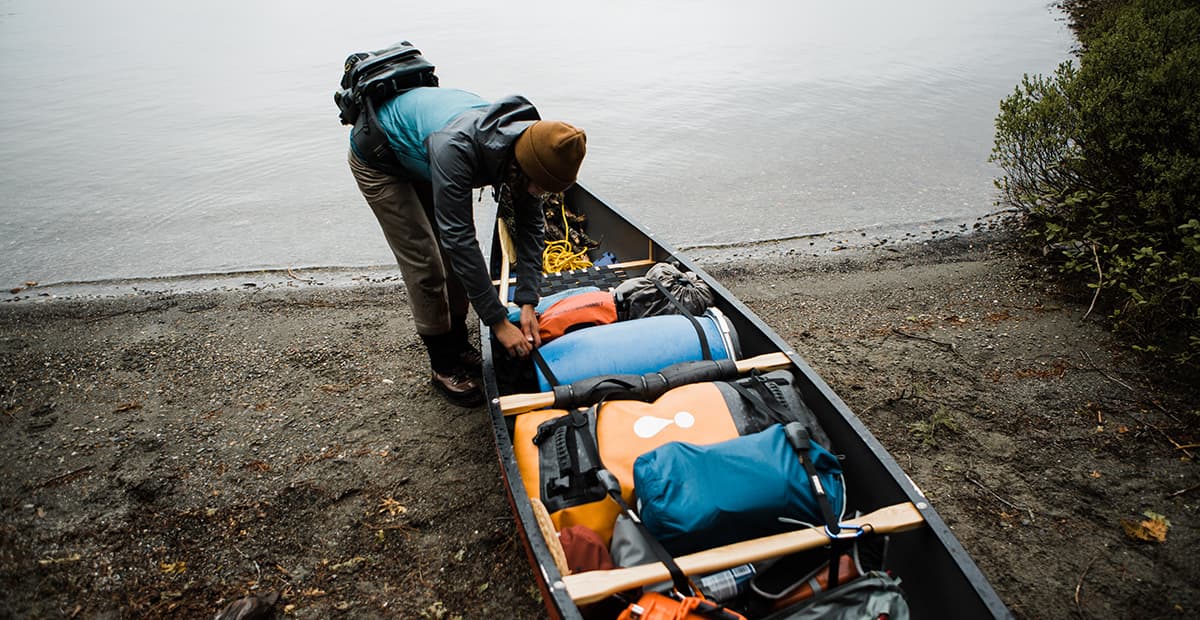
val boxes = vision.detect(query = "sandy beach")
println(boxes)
[1,232,1196,619]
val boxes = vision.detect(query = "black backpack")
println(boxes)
[334,41,438,126]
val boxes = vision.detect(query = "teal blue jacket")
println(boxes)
[370,88,489,180]
[351,87,546,326]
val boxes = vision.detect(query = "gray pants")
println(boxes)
[348,149,468,335]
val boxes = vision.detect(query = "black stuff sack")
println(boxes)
[614,262,714,320]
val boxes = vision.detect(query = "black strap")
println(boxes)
[727,372,793,426]
[601,472,694,597]
[533,408,603,508]
[572,407,602,477]
[783,424,840,535]
[531,348,560,387]
[784,423,850,590]
[352,97,408,177]
[650,278,711,360]
[581,377,642,403]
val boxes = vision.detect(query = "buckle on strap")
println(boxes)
[824,523,866,540]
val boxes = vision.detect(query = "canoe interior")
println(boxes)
[481,184,1010,619]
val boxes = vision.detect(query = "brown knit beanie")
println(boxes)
[514,121,587,193]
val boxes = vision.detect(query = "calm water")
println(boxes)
[0,0,1072,287]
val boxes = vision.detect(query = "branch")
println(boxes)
[1166,482,1200,499]
[35,466,93,489]
[1078,351,1134,391]
[1074,550,1103,615]
[1083,243,1103,320]
[966,474,1035,522]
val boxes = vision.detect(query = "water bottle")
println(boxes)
[697,563,757,602]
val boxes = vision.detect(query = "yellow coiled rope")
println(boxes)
[542,195,593,274]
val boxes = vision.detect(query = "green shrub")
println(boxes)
[992,0,1200,363]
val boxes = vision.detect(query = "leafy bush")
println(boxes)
[992,0,1200,363]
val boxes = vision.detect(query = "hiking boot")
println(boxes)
[431,368,484,407]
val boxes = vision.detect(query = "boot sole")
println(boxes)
[430,378,485,408]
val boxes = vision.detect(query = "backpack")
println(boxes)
[759,572,909,620]
[334,41,438,126]
[335,41,438,176]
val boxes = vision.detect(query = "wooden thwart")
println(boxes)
[500,351,794,415]
[561,502,926,605]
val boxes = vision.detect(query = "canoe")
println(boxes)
[481,184,1010,619]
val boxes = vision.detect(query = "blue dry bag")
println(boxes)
[532,308,739,391]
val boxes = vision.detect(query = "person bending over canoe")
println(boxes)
[348,86,586,406]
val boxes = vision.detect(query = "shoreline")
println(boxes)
[4,213,1016,305]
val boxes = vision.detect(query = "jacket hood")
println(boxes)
[448,95,541,185]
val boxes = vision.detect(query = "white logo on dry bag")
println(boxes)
[634,411,696,439]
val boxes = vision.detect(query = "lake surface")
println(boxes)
[0,0,1073,287]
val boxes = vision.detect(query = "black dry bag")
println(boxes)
[334,41,438,126]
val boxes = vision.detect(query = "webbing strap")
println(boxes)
[356,97,407,177]
[531,348,560,387]
[600,472,693,597]
[783,422,849,590]
[650,278,711,360]
[784,424,841,536]
[573,407,602,477]
[726,373,792,426]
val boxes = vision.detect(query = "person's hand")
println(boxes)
[519,304,542,349]
[493,319,534,358]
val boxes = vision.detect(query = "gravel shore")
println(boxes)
[1,232,1196,618]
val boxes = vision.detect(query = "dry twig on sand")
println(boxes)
[1167,482,1200,499]
[891,328,975,367]
[36,466,93,489]
[966,474,1035,523]
[286,267,317,283]
[1079,351,1134,391]
[1074,550,1103,616]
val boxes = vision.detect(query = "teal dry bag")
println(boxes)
[634,423,845,556]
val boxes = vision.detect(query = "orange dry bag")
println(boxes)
[536,290,617,343]
[617,592,747,620]
[513,382,740,544]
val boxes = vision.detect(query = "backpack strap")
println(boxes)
[649,278,711,360]
[350,96,408,177]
